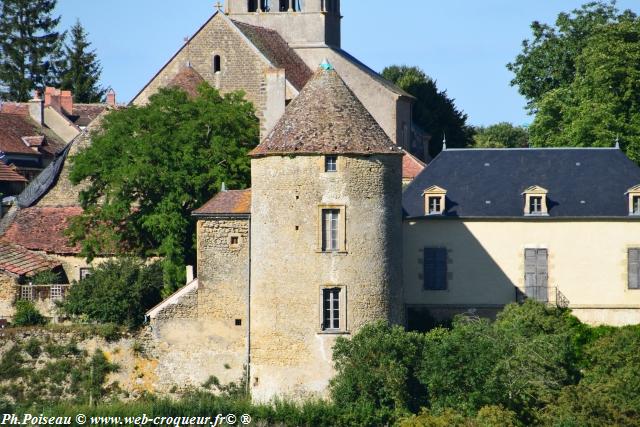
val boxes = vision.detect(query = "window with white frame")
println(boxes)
[325,155,337,173]
[522,186,549,216]
[322,209,340,251]
[322,287,341,330]
[633,196,640,215]
[529,196,543,214]
[79,268,93,280]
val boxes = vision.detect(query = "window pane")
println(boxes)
[325,156,337,172]
[424,248,447,290]
[322,209,340,251]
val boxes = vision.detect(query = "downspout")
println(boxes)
[246,217,252,395]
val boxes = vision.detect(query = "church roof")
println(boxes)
[168,66,206,98]
[233,21,312,91]
[250,66,403,157]
[403,148,640,218]
[193,189,252,216]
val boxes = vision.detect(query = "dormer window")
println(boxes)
[522,186,549,216]
[626,185,640,216]
[423,186,447,216]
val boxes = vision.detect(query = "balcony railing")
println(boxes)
[517,286,569,309]
[19,284,71,302]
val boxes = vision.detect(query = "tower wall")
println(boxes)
[249,154,403,401]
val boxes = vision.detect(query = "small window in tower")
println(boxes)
[248,0,258,12]
[529,196,543,214]
[322,288,341,330]
[229,234,241,248]
[213,55,221,73]
[325,155,337,172]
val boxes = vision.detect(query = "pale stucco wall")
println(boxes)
[403,219,640,326]
[250,154,403,401]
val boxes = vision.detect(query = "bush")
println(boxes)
[330,321,427,425]
[12,300,46,326]
[62,258,163,328]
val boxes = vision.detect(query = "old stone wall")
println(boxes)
[249,154,403,401]
[133,14,278,137]
[0,273,17,319]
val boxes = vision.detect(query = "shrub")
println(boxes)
[330,321,427,425]
[62,258,163,328]
[12,300,46,326]
[24,338,41,359]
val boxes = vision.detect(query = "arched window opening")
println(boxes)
[248,0,258,12]
[214,55,221,73]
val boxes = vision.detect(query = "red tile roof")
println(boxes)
[193,189,251,215]
[233,20,313,91]
[0,102,28,116]
[0,241,61,277]
[1,206,83,255]
[168,66,206,98]
[0,113,66,157]
[0,163,27,183]
[402,150,426,180]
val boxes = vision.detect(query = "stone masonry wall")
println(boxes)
[0,273,17,319]
[133,14,275,137]
[250,154,403,401]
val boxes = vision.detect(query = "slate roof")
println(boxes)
[251,67,403,157]
[0,242,60,277]
[233,20,313,91]
[168,66,206,98]
[403,148,640,218]
[402,150,426,181]
[67,104,108,127]
[193,189,251,216]
[1,206,83,254]
[0,163,27,183]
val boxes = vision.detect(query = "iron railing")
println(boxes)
[517,286,569,309]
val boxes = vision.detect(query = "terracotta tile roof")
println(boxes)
[168,66,206,98]
[1,206,83,254]
[0,102,29,116]
[0,113,66,157]
[0,163,27,183]
[402,150,426,180]
[251,67,403,157]
[193,189,251,215]
[233,20,312,91]
[0,241,60,277]
[68,104,108,127]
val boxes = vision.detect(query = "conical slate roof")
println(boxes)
[250,65,402,157]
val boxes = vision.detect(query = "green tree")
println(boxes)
[473,122,529,148]
[62,258,163,328]
[382,65,474,157]
[528,19,640,163]
[0,0,64,101]
[68,84,258,292]
[330,321,427,425]
[507,1,636,110]
[59,20,106,103]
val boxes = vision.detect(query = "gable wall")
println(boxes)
[133,14,278,136]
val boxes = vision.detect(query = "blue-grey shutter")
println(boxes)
[424,248,447,290]
[629,249,640,290]
[525,248,548,302]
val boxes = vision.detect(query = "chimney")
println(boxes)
[106,89,116,107]
[44,87,61,112]
[28,90,44,125]
[60,90,73,115]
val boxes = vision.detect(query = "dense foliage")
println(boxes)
[472,122,529,148]
[68,85,259,292]
[12,301,46,327]
[59,20,106,103]
[0,0,64,100]
[62,258,163,328]
[382,65,474,157]
[330,301,640,426]
[509,1,640,163]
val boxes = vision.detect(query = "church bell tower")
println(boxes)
[225,0,341,48]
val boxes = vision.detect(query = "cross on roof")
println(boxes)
[215,1,223,11]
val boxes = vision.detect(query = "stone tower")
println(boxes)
[248,62,404,401]
[225,0,341,48]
